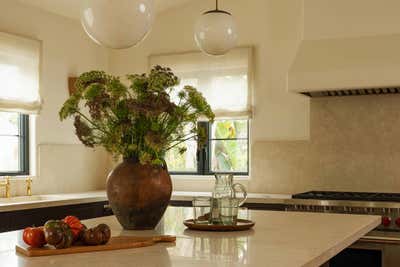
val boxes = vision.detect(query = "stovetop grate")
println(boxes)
[292,191,400,202]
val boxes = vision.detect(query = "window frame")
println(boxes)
[169,120,249,176]
[0,113,29,176]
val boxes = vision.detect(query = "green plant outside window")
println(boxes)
[167,119,249,175]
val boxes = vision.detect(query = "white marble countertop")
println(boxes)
[0,191,291,212]
[0,207,380,267]
[0,191,108,212]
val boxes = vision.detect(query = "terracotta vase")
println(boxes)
[106,158,172,230]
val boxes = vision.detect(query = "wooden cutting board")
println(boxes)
[16,235,176,257]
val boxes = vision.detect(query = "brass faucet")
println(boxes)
[26,177,32,196]
[0,177,11,198]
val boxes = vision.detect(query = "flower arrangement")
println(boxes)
[59,66,214,166]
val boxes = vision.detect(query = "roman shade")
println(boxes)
[149,47,253,118]
[0,32,41,114]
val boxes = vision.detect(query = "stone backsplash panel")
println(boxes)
[249,94,400,194]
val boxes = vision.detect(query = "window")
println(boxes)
[0,112,29,175]
[0,32,41,113]
[210,119,249,174]
[165,119,249,175]
[0,32,41,176]
[150,47,253,176]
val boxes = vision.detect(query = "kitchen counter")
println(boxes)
[0,191,108,212]
[0,207,380,267]
[0,191,291,212]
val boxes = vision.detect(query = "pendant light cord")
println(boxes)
[204,0,231,15]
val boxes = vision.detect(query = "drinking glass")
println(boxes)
[218,197,241,225]
[193,197,212,224]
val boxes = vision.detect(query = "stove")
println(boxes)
[288,191,400,266]
[288,191,400,232]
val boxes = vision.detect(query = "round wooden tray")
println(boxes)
[183,219,255,231]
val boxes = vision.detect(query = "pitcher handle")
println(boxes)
[232,183,247,207]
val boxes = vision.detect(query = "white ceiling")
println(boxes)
[16,0,194,20]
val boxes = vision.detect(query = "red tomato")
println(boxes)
[23,227,46,248]
[63,216,84,240]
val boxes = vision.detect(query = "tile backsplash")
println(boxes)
[249,94,400,194]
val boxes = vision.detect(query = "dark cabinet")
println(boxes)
[329,248,382,267]
[0,201,113,232]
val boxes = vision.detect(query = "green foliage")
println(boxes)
[59,66,215,166]
[213,120,248,172]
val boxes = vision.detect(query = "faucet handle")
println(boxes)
[4,176,10,198]
[26,177,32,196]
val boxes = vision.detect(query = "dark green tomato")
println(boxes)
[44,221,64,246]
[54,229,73,249]
[64,228,74,248]
[54,235,66,249]
[77,224,87,241]
[44,220,74,249]
[59,221,70,231]
[83,224,111,246]
[44,220,63,230]
[83,228,104,246]
[44,228,63,245]
[95,224,111,244]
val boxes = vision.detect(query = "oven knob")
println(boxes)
[382,216,392,227]
[395,217,400,227]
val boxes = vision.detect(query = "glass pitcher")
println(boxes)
[210,174,247,224]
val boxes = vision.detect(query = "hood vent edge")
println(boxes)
[301,87,400,97]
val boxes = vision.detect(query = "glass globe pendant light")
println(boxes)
[194,0,238,56]
[81,0,155,49]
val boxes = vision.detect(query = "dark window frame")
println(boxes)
[170,120,249,176]
[0,113,29,176]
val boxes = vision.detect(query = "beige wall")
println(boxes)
[304,0,400,40]
[109,0,309,142]
[109,0,310,192]
[0,0,112,194]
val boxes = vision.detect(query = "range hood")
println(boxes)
[288,34,400,97]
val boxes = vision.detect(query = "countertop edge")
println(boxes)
[304,215,381,267]
[0,191,291,212]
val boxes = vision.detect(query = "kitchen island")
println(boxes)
[0,207,380,267]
